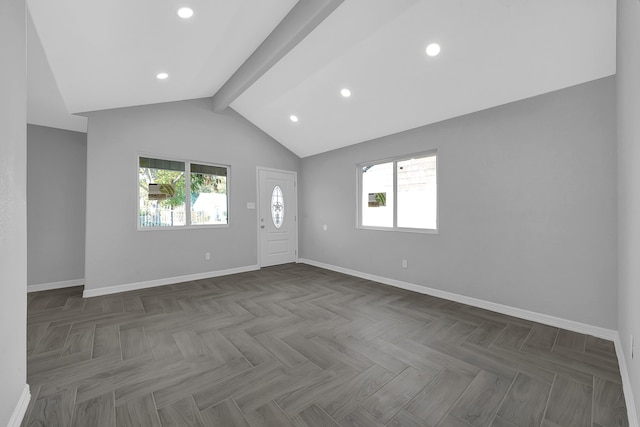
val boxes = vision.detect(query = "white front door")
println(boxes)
[258,168,297,267]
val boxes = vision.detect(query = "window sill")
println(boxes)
[137,224,230,231]
[356,225,438,235]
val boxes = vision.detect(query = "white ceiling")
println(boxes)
[27,0,617,157]
[27,12,88,132]
[27,0,297,113]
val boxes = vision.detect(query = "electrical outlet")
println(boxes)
[402,259,408,268]
[205,252,211,261]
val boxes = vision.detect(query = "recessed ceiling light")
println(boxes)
[340,88,351,98]
[177,7,194,19]
[426,43,441,57]
[156,72,169,80]
[289,115,299,123]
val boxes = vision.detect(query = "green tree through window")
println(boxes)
[138,157,228,228]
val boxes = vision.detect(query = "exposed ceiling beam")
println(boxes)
[211,0,344,113]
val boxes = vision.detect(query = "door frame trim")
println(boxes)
[256,167,299,268]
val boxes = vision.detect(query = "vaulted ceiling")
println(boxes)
[27,0,616,158]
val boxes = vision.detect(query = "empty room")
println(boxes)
[2,0,640,426]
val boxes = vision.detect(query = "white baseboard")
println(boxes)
[7,384,30,427]
[298,258,617,341]
[614,334,639,427]
[27,278,84,293]
[82,265,260,298]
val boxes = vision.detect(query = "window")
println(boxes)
[138,156,228,229]
[358,151,437,231]
[271,185,284,228]
[190,163,228,226]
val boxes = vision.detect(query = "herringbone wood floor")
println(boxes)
[22,263,627,427]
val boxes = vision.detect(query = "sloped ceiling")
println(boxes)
[27,0,616,157]
[27,11,88,132]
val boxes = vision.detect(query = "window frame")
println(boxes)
[137,153,231,231]
[356,150,438,234]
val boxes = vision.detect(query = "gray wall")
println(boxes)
[84,99,300,291]
[300,77,617,329]
[617,0,640,420]
[0,0,28,424]
[27,125,86,286]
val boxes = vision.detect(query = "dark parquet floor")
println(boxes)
[22,263,628,426]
